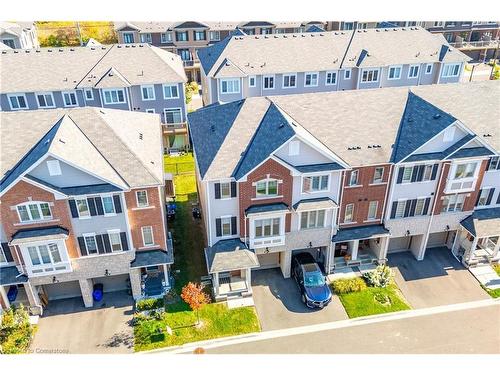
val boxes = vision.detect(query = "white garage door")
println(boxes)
[388,236,410,253]
[44,281,81,301]
[257,252,280,269]
[93,274,129,293]
[427,232,448,248]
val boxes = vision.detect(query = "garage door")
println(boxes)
[427,232,448,248]
[387,236,410,253]
[44,281,81,301]
[93,274,129,293]
[257,252,280,269]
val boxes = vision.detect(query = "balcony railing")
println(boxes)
[162,122,187,131]
[28,261,72,277]
[250,235,285,249]
[183,59,200,67]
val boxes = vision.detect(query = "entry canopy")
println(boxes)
[10,226,69,245]
[332,224,390,243]
[205,239,260,273]
[293,197,337,211]
[460,207,500,238]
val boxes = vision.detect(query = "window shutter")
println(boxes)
[214,183,221,199]
[103,234,112,253]
[416,165,425,182]
[431,164,438,180]
[88,198,97,216]
[390,201,398,219]
[423,197,431,215]
[497,192,500,204]
[69,199,79,218]
[486,188,495,205]
[409,199,417,217]
[96,234,105,254]
[95,196,104,215]
[396,167,404,184]
[1,243,14,263]
[120,232,129,251]
[231,216,237,235]
[215,218,222,237]
[475,189,483,206]
[78,236,88,256]
[486,158,492,171]
[113,195,123,213]
[403,200,411,217]
[411,167,419,182]
[230,181,237,198]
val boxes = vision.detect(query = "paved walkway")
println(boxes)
[469,265,500,290]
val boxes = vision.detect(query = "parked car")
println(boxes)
[291,252,332,309]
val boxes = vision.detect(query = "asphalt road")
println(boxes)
[206,304,500,354]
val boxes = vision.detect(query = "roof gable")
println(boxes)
[391,92,458,163]
[306,25,324,33]
[197,34,233,75]
[174,21,209,29]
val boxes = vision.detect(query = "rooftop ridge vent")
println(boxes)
[433,114,441,119]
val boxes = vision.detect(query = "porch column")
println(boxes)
[78,279,94,308]
[212,272,219,297]
[163,265,170,287]
[466,237,479,263]
[492,237,500,259]
[379,237,389,262]
[245,268,252,292]
[24,282,40,308]
[280,251,292,278]
[129,268,142,300]
[0,286,11,310]
[351,240,359,261]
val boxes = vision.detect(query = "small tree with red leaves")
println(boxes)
[181,282,210,325]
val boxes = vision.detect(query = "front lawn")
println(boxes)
[164,153,195,175]
[134,302,260,351]
[485,288,500,299]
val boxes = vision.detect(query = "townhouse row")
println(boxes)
[0,21,39,50]
[198,26,470,105]
[188,81,500,301]
[115,21,327,82]
[0,108,172,314]
[0,43,189,151]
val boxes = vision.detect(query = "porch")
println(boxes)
[130,249,174,299]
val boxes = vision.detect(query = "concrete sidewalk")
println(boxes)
[469,265,500,290]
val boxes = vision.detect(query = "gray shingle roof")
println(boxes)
[332,224,390,242]
[293,197,337,211]
[11,226,69,245]
[0,266,28,286]
[245,202,290,215]
[0,44,186,93]
[205,239,259,273]
[294,163,343,173]
[25,175,122,196]
[460,207,500,238]
[130,249,173,268]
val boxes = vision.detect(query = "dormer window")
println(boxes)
[302,175,329,193]
[17,202,52,223]
[256,179,278,197]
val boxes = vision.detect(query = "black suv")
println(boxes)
[291,252,332,309]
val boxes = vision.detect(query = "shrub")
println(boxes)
[188,81,199,93]
[0,305,35,354]
[364,265,393,288]
[136,297,164,311]
[331,277,367,294]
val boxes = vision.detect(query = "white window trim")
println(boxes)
[141,85,156,101]
[441,193,466,213]
[282,73,297,89]
[75,197,91,219]
[162,84,180,99]
[367,201,379,220]
[344,69,352,80]
[220,78,241,94]
[387,65,402,80]
[304,72,319,87]
[348,170,360,187]
[325,71,338,86]
[254,178,280,198]
[145,108,155,114]
[84,88,94,101]
[141,226,155,247]
[35,92,56,109]
[248,76,256,87]
[83,233,99,254]
[101,195,116,216]
[262,75,275,90]
[107,229,123,252]
[252,215,284,240]
[299,209,326,230]
[344,203,355,223]
[16,201,53,223]
[102,88,126,104]
[394,199,407,219]
[219,181,233,200]
[7,93,28,110]
[22,240,70,276]
[164,107,183,124]
[301,174,331,194]
[408,65,420,79]
[425,63,433,74]
[442,63,461,78]
[62,91,79,107]
[361,68,380,83]
[136,190,149,208]
[401,166,414,184]
[373,167,385,184]
[219,215,234,238]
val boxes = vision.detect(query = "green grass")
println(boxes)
[134,302,260,351]
[492,263,500,277]
[334,279,411,318]
[485,288,500,298]
[164,153,195,174]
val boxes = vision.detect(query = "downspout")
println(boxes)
[336,170,346,226]
[205,181,212,247]
[380,164,394,224]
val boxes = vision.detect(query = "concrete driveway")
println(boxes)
[388,247,489,309]
[30,291,134,354]
[252,268,348,331]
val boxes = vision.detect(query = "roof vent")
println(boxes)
[376,29,380,32]
[433,114,441,119]
[368,145,372,149]
[408,118,413,122]
[59,48,64,52]
[25,50,30,53]
[139,132,143,140]
[278,123,285,129]
[117,45,122,48]
[210,125,215,132]
[415,52,420,57]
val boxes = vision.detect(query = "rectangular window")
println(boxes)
[108,232,122,252]
[454,162,477,179]
[442,63,461,78]
[47,159,62,176]
[8,94,28,110]
[441,194,466,212]
[28,246,41,265]
[102,196,115,214]
[256,180,278,197]
[220,182,231,199]
[373,167,384,183]
[402,166,413,183]
[17,202,52,222]
[477,189,492,206]
[27,244,62,266]
[221,79,240,94]
[221,217,232,236]
[136,190,149,207]
[302,175,329,193]
[344,204,354,223]
[36,92,55,108]
[0,247,7,264]
[395,201,406,218]
[261,28,273,35]
[408,65,420,79]
[414,198,426,216]
[163,84,179,99]
[123,33,134,43]
[164,108,182,124]
[348,170,359,186]
[300,210,326,229]
[255,218,280,238]
[325,71,337,85]
[178,49,191,61]
[194,30,206,41]
[140,33,152,43]
[344,69,351,79]
[282,74,297,88]
[388,66,402,80]
[84,234,98,255]
[304,72,319,87]
[141,85,155,101]
[102,89,125,104]
[249,76,256,87]
[145,109,155,114]
[263,75,275,89]
[425,64,433,74]
[209,31,220,41]
[161,32,172,43]
[367,201,378,220]
[423,165,433,181]
[362,69,379,82]
[141,226,154,246]
[76,198,90,217]
[488,156,500,171]
[176,31,188,41]
[84,88,94,100]
[62,91,78,107]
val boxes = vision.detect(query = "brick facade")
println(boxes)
[238,159,293,234]
[339,164,392,227]
[124,187,166,251]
